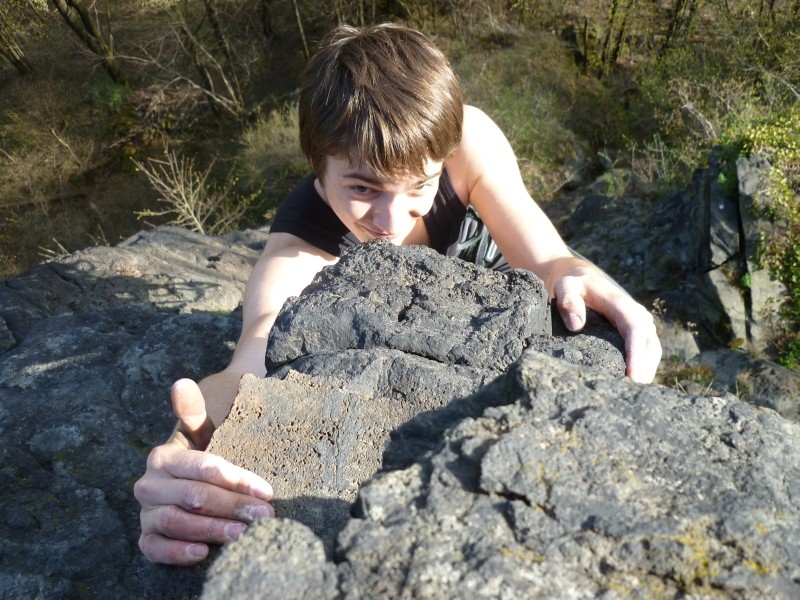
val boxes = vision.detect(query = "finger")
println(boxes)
[138,531,210,566]
[151,445,273,501]
[555,277,587,332]
[137,474,274,522]
[624,320,662,384]
[140,504,259,547]
[172,379,215,450]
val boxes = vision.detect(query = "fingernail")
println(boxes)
[187,544,208,559]
[224,522,247,540]
[564,313,582,330]
[237,504,271,522]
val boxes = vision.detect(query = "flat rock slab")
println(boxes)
[208,349,496,556]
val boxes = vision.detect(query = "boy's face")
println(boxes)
[315,155,444,244]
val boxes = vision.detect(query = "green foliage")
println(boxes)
[728,108,800,368]
[657,356,716,393]
[88,82,128,110]
[447,29,590,197]
[236,105,310,219]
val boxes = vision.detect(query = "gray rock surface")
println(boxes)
[334,351,800,599]
[209,242,625,558]
[562,152,799,418]
[266,240,551,372]
[204,242,798,600]
[202,519,338,600]
[206,350,800,599]
[0,226,269,599]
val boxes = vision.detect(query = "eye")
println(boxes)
[351,185,373,195]
[415,177,438,192]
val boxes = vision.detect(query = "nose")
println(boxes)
[372,192,421,234]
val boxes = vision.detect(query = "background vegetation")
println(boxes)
[1,0,797,365]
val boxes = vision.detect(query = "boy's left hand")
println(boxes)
[554,274,661,383]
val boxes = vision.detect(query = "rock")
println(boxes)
[2,183,797,600]
[333,351,800,598]
[654,316,701,362]
[210,349,800,599]
[699,348,800,421]
[0,226,269,599]
[266,240,552,372]
[736,154,789,350]
[560,150,797,391]
[204,242,798,599]
[202,519,338,600]
[209,242,626,558]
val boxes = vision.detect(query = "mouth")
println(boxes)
[361,224,397,240]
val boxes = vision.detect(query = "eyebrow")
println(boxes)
[342,167,444,187]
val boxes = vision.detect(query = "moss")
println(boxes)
[498,545,546,564]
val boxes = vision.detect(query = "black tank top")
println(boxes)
[269,170,467,256]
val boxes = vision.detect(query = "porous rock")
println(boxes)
[201,519,338,600]
[265,240,552,372]
[208,242,626,561]
[212,351,800,599]
[0,226,269,599]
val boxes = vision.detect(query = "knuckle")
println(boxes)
[138,533,157,562]
[159,504,186,533]
[132,476,148,502]
[146,444,170,470]
[197,455,223,483]
[183,481,210,513]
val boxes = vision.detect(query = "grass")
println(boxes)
[447,28,586,200]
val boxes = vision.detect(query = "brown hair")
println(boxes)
[298,23,463,180]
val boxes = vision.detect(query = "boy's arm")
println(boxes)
[451,105,661,382]
[134,233,336,565]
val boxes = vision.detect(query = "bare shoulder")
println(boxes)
[447,105,519,201]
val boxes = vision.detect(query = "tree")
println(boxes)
[50,0,127,85]
[0,0,48,75]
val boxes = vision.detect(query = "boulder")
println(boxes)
[203,243,799,599]
[1,201,797,600]
[208,242,625,557]
[205,351,800,599]
[0,226,269,599]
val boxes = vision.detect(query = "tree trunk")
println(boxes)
[599,0,620,73]
[0,29,34,75]
[610,0,636,66]
[290,0,309,61]
[260,0,274,41]
[50,0,127,85]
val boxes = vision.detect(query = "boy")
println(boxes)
[135,23,661,565]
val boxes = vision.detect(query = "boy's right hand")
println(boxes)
[134,379,274,565]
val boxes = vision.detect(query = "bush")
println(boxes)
[237,105,309,220]
[134,150,255,235]
[735,109,800,369]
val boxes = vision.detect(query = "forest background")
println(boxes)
[0,0,798,367]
